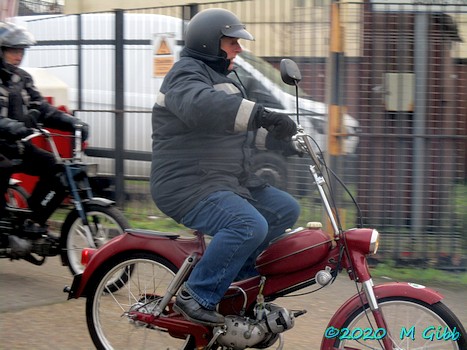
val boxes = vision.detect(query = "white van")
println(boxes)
[13,12,359,192]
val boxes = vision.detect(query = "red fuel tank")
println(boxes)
[255,224,332,275]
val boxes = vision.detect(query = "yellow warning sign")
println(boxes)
[156,39,171,55]
[153,56,174,77]
[153,34,175,77]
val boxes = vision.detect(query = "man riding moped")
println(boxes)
[151,8,300,326]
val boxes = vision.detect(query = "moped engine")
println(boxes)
[214,303,305,350]
[0,231,59,263]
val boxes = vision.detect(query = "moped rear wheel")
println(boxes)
[332,297,466,350]
[61,204,130,276]
[86,252,195,350]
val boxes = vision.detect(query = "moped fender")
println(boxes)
[84,197,115,207]
[67,230,203,299]
[320,281,444,349]
[59,197,116,265]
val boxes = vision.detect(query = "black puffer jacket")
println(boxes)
[0,64,79,145]
[151,48,270,222]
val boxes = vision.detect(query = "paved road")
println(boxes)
[0,257,466,349]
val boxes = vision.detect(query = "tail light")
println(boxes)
[81,248,97,266]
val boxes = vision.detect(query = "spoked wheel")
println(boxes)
[86,252,195,350]
[61,204,130,276]
[333,297,467,350]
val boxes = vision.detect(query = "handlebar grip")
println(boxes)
[291,137,307,154]
[73,124,83,161]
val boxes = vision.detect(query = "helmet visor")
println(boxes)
[221,24,254,41]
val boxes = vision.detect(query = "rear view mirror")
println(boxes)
[280,59,301,86]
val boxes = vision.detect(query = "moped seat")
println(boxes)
[126,228,180,239]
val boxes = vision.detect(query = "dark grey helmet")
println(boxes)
[185,8,254,57]
[0,22,36,49]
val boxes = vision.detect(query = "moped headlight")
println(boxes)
[369,229,380,255]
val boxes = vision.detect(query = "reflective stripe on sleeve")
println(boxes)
[156,92,165,107]
[213,83,241,95]
[234,99,255,132]
[255,127,268,150]
[0,106,7,118]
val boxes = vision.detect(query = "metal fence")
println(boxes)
[16,0,466,269]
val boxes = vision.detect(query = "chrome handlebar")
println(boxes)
[292,127,341,237]
[21,126,84,163]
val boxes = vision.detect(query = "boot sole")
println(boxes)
[173,303,225,327]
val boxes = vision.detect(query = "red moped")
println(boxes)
[65,59,466,350]
[2,126,129,276]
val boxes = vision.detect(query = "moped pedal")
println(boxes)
[23,253,46,266]
[292,309,307,318]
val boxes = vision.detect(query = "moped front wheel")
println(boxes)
[86,252,195,350]
[61,204,130,276]
[331,297,466,350]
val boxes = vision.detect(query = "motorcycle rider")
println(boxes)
[151,8,300,326]
[0,22,89,232]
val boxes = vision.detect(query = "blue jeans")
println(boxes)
[180,186,300,310]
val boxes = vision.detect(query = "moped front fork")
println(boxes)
[64,163,96,248]
[362,279,394,350]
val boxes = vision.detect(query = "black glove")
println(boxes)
[265,134,303,157]
[80,122,89,141]
[255,109,297,140]
[0,117,32,141]
[73,120,89,141]
[16,126,34,140]
[8,122,33,141]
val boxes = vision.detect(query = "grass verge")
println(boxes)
[371,262,467,287]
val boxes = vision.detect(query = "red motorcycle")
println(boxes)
[65,60,466,350]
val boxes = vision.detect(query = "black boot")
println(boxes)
[22,219,48,235]
[173,286,225,326]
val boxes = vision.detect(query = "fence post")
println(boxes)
[114,9,125,207]
[327,0,345,230]
[77,13,82,110]
[413,12,428,256]
[328,0,344,158]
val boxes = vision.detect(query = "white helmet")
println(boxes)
[0,22,36,49]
